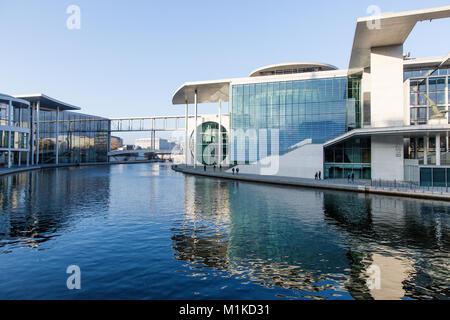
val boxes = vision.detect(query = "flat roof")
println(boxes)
[14,93,81,111]
[172,80,231,105]
[324,124,450,147]
[348,5,450,73]
[249,62,338,77]
[0,93,30,107]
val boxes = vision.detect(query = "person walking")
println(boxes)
[318,171,322,180]
[204,165,206,172]
[347,173,351,184]
[315,172,318,180]
[351,172,355,184]
[213,165,216,172]
[219,164,222,171]
[236,168,239,175]
[232,168,235,175]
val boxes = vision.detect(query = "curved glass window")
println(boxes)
[190,121,228,165]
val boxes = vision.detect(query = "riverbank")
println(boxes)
[0,160,165,177]
[172,165,450,201]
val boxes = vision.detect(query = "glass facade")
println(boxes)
[324,137,371,179]
[405,65,449,125]
[230,76,361,164]
[38,110,109,164]
[189,121,228,165]
[0,96,31,167]
[420,167,450,187]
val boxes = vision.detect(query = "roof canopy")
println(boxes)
[0,93,30,107]
[172,80,230,105]
[14,93,81,111]
[249,62,337,77]
[349,5,450,73]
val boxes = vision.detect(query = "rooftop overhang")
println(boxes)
[172,80,231,105]
[249,62,338,77]
[14,93,81,111]
[348,5,450,74]
[0,93,30,107]
[324,125,450,148]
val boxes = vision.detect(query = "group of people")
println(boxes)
[315,171,322,180]
[204,165,223,172]
[347,172,355,184]
[201,164,240,175]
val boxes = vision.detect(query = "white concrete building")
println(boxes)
[173,6,450,187]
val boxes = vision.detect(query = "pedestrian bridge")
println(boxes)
[109,115,191,132]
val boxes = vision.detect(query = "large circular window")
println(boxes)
[189,122,228,165]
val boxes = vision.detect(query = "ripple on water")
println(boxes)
[0,164,448,300]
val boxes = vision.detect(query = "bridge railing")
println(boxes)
[109,116,188,132]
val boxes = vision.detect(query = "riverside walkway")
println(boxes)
[0,160,163,177]
[172,165,450,201]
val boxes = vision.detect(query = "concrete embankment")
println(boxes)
[172,165,450,202]
[0,160,165,177]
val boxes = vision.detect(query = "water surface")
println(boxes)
[0,164,448,299]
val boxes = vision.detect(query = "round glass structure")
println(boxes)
[190,121,227,165]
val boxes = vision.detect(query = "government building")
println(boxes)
[0,93,109,168]
[172,5,450,187]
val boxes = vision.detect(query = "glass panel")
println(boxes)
[433,168,446,187]
[420,168,432,187]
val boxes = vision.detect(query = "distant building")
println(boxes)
[135,137,176,151]
[110,136,123,151]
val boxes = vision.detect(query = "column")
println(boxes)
[218,100,222,165]
[55,106,59,164]
[107,120,111,162]
[30,103,34,165]
[185,100,189,166]
[194,89,198,168]
[26,113,30,167]
[424,136,428,165]
[7,99,12,168]
[436,134,441,166]
[36,100,40,165]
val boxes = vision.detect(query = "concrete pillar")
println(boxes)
[424,136,428,165]
[30,103,34,165]
[370,45,404,127]
[194,89,198,168]
[185,101,189,166]
[106,120,111,162]
[27,103,30,166]
[218,100,222,165]
[436,134,441,166]
[36,100,40,165]
[7,99,12,168]
[55,106,59,164]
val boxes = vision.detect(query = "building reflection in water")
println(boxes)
[0,167,111,250]
[172,177,449,300]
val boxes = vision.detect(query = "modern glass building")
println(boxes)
[37,110,109,164]
[0,94,31,168]
[0,93,110,168]
[173,6,450,185]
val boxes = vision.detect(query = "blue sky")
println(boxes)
[0,0,449,142]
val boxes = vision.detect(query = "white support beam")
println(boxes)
[218,100,222,166]
[436,134,441,166]
[55,106,59,164]
[7,99,12,168]
[194,89,198,168]
[36,100,40,165]
[185,101,189,166]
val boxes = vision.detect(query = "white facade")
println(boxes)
[173,6,450,183]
